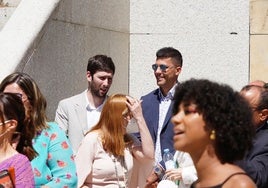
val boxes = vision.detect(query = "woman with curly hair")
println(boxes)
[171,79,256,188]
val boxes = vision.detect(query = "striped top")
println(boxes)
[0,153,34,188]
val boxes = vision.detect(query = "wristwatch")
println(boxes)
[153,165,164,179]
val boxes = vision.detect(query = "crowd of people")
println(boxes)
[0,47,267,188]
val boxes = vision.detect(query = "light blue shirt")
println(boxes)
[155,85,176,163]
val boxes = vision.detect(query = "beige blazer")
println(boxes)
[55,91,88,153]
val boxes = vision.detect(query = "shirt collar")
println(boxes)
[85,90,108,111]
[158,83,177,101]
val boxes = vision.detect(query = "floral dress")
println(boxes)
[31,122,77,187]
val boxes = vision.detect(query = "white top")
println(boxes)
[75,131,141,188]
[85,91,106,130]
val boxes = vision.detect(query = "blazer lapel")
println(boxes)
[75,93,88,135]
[152,90,160,136]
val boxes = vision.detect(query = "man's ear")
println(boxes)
[86,71,92,82]
[259,109,268,121]
[175,66,182,76]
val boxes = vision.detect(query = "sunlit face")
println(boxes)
[153,57,181,90]
[3,83,32,118]
[87,71,114,98]
[172,103,209,154]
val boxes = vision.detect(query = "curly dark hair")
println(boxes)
[172,79,255,163]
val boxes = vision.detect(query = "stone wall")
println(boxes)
[1,1,267,120]
[0,0,20,30]
[129,1,249,98]
[250,0,268,82]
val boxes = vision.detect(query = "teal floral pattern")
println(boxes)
[31,122,77,187]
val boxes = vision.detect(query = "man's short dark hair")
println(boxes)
[87,55,115,75]
[156,47,183,67]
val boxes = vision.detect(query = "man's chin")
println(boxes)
[98,92,108,97]
[156,81,164,87]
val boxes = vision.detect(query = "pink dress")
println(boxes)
[0,153,34,188]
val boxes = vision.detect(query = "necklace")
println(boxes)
[111,155,128,188]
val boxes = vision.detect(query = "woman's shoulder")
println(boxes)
[226,172,256,188]
[39,121,65,136]
[12,153,30,161]
[77,131,102,154]
[0,153,30,168]
[46,121,62,131]
[219,165,256,188]
[8,153,29,163]
[34,122,69,144]
[83,130,101,142]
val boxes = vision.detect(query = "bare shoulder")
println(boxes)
[226,173,256,188]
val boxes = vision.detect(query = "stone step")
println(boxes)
[0,0,21,30]
[1,0,21,7]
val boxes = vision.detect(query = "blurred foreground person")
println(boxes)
[235,85,268,188]
[171,79,256,188]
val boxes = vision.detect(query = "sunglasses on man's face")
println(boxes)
[152,64,175,72]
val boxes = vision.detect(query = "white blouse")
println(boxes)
[75,131,134,188]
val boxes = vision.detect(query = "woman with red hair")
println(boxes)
[75,94,154,188]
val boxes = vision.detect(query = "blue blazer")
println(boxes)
[140,88,175,168]
[235,121,268,188]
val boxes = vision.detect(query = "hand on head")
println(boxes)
[125,96,143,120]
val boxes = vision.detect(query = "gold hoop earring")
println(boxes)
[210,130,216,140]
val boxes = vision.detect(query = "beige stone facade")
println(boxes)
[1,1,267,119]
[250,0,268,82]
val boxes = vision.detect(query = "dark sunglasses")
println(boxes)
[152,64,174,72]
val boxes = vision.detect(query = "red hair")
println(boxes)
[90,94,128,156]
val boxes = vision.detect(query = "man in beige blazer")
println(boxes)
[55,55,115,153]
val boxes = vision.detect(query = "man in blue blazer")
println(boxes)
[142,47,183,185]
[236,84,268,188]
